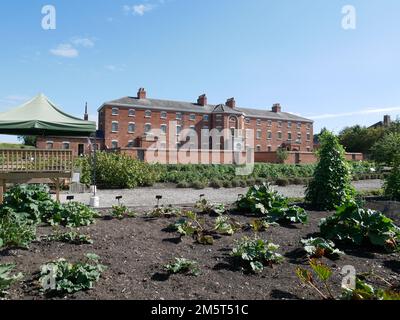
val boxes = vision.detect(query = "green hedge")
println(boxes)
[75,152,378,189]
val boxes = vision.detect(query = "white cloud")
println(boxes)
[71,37,95,48]
[308,106,400,120]
[50,43,79,58]
[123,4,155,16]
[105,64,126,72]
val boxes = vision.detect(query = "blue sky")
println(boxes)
[1,0,400,142]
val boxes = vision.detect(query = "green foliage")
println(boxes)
[75,152,161,188]
[0,207,36,249]
[3,184,55,224]
[306,131,354,210]
[111,204,136,219]
[214,216,241,235]
[384,161,400,200]
[147,205,181,218]
[301,237,344,259]
[46,230,93,245]
[236,183,308,224]
[194,197,226,215]
[39,253,106,294]
[248,219,276,232]
[18,135,37,147]
[164,258,200,276]
[231,236,283,272]
[172,211,214,245]
[371,132,400,165]
[296,259,335,299]
[339,125,384,155]
[342,278,400,300]
[45,202,98,227]
[276,148,289,163]
[320,197,400,252]
[0,264,23,297]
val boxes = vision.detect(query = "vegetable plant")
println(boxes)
[147,205,181,218]
[45,230,93,245]
[0,264,23,297]
[301,237,344,259]
[45,202,99,227]
[319,197,400,252]
[305,131,354,210]
[214,216,241,235]
[111,204,136,219]
[39,253,106,294]
[231,236,283,272]
[342,278,400,300]
[164,258,200,276]
[236,183,308,224]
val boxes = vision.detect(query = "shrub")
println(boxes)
[246,178,256,187]
[44,202,98,227]
[371,132,400,165]
[222,180,233,188]
[306,131,354,210]
[0,264,23,297]
[238,180,248,188]
[176,181,189,188]
[39,253,106,294]
[231,180,240,188]
[231,236,283,272]
[191,181,206,190]
[319,197,400,252]
[276,178,289,186]
[164,258,200,276]
[255,178,264,185]
[236,183,308,224]
[384,161,400,201]
[276,148,289,163]
[0,207,36,249]
[209,179,223,189]
[76,152,161,189]
[292,178,306,185]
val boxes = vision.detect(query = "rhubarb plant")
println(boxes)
[301,237,344,259]
[45,230,93,245]
[231,236,283,272]
[214,216,241,235]
[236,183,308,224]
[111,204,137,219]
[39,253,106,294]
[147,205,181,218]
[164,258,200,276]
[320,197,400,252]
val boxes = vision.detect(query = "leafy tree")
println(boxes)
[370,132,400,165]
[384,158,400,201]
[339,125,384,155]
[305,131,354,210]
[18,136,37,147]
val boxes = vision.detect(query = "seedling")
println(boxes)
[164,258,200,276]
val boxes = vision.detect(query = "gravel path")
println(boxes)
[58,179,383,208]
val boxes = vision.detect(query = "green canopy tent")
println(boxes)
[0,94,97,203]
[0,93,96,136]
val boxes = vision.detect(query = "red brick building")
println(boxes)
[98,88,314,154]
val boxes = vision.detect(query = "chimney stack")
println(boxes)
[384,115,391,126]
[84,102,89,121]
[137,88,147,100]
[197,94,208,106]
[272,103,281,113]
[226,97,236,109]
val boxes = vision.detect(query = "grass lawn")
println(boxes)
[0,143,35,149]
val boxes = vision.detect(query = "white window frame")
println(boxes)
[111,140,118,149]
[160,124,167,135]
[306,132,311,141]
[111,107,119,116]
[256,145,261,152]
[278,121,282,128]
[176,112,183,120]
[267,120,272,127]
[267,130,272,140]
[256,129,262,140]
[277,131,282,140]
[128,109,135,117]
[256,119,261,126]
[288,121,292,128]
[189,114,196,121]
[144,123,152,134]
[127,140,135,148]
[128,122,136,133]
[145,110,152,118]
[111,121,119,132]
[46,141,54,150]
[288,132,292,141]
[62,142,70,150]
[160,111,167,119]
[176,124,182,136]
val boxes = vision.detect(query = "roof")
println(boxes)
[0,94,97,136]
[100,96,313,123]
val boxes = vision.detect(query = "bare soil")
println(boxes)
[1,202,399,300]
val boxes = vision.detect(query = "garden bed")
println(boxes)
[1,202,399,300]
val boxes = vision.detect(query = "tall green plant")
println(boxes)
[384,159,400,201]
[306,131,354,210]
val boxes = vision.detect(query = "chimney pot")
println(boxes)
[197,94,207,106]
[272,103,281,113]
[137,88,147,99]
[384,115,391,126]
[226,97,236,109]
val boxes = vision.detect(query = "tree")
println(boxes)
[370,132,400,165]
[384,158,400,201]
[305,131,354,210]
[338,125,384,155]
[18,136,37,147]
